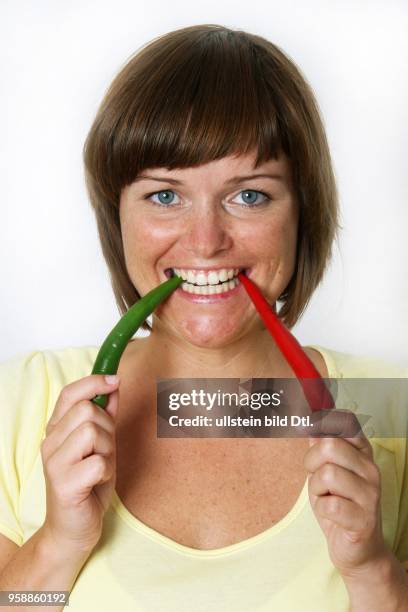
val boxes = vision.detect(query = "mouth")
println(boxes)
[164,267,250,296]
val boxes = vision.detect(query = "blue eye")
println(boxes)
[233,190,269,207]
[145,188,270,208]
[147,190,181,206]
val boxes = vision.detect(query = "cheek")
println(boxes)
[280,217,298,264]
[121,212,177,265]
[247,215,298,265]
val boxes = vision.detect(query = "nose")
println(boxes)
[180,201,233,258]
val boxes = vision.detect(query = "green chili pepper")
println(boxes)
[91,274,183,408]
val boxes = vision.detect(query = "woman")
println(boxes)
[0,24,407,611]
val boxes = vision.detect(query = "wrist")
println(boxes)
[37,524,94,569]
[342,550,408,612]
[341,548,396,582]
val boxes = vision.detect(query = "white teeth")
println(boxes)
[218,269,229,283]
[173,267,242,285]
[180,277,239,295]
[195,273,208,286]
[207,271,219,285]
[186,270,195,284]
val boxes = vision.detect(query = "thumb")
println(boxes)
[105,388,120,421]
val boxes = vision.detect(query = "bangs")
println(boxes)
[91,28,291,203]
[84,24,339,329]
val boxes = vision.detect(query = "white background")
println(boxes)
[1,1,407,366]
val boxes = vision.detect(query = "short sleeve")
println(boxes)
[0,351,49,545]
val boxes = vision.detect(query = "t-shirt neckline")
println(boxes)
[110,344,340,558]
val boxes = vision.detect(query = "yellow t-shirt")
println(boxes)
[0,344,407,611]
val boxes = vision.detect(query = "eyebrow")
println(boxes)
[133,173,284,185]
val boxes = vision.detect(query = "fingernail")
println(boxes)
[105,375,119,384]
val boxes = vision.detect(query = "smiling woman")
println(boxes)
[117,150,300,346]
[83,24,339,331]
[1,23,408,612]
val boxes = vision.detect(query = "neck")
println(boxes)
[136,321,295,379]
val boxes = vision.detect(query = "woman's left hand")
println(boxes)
[303,412,390,578]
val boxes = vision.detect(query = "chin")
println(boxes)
[176,315,245,348]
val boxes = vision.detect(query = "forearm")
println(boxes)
[342,550,408,612]
[0,525,91,611]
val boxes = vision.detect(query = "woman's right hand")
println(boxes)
[39,375,121,555]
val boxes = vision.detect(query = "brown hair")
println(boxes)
[83,24,339,331]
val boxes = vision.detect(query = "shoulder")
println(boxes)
[306,345,408,453]
[0,345,100,424]
[306,344,408,378]
[0,344,100,384]
[40,345,100,383]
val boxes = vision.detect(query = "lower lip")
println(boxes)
[174,278,244,303]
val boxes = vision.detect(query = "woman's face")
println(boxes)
[119,149,299,347]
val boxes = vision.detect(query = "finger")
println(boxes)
[304,437,377,482]
[105,388,120,422]
[47,421,115,469]
[341,429,374,458]
[42,400,116,459]
[69,455,116,494]
[307,409,364,439]
[309,463,380,510]
[64,454,116,500]
[47,375,120,432]
[314,495,375,533]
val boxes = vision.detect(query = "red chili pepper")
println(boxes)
[238,272,334,412]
